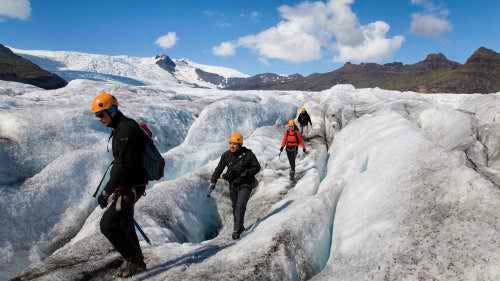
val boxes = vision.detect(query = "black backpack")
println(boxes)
[139,123,165,181]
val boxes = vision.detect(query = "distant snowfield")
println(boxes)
[11,48,248,88]
[1,78,500,281]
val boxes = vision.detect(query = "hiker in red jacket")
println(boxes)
[280,120,306,180]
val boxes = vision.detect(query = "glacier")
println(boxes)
[1,78,500,281]
[10,48,248,89]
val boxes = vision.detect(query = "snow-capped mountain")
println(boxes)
[10,47,248,88]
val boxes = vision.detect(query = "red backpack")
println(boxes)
[285,128,299,147]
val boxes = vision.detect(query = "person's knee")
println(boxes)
[118,216,134,232]
[231,198,238,210]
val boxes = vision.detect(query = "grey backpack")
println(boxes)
[140,123,165,181]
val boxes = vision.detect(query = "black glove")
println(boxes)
[207,183,216,198]
[280,146,284,152]
[97,191,109,209]
[303,148,307,153]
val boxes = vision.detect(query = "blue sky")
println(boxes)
[1,0,499,75]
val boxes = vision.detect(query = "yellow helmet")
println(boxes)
[229,132,243,144]
[288,119,295,126]
[91,92,118,113]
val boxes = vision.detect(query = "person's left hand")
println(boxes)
[97,191,109,209]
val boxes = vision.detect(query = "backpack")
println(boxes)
[139,123,165,181]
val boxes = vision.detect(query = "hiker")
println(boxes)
[297,106,312,136]
[208,132,261,240]
[91,92,147,277]
[280,120,306,180]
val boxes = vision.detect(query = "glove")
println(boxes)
[97,191,109,209]
[207,183,216,198]
[280,146,284,152]
[303,148,307,153]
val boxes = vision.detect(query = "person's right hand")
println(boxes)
[206,183,216,198]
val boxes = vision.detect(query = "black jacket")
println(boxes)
[298,111,312,126]
[105,112,147,193]
[211,146,261,188]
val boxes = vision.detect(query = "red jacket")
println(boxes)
[281,128,305,149]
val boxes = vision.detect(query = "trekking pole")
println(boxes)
[92,161,113,197]
[133,219,151,245]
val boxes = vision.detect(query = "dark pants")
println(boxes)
[100,190,143,263]
[229,185,252,233]
[286,147,298,172]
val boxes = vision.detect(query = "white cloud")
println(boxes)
[212,0,404,64]
[236,18,323,63]
[410,0,452,38]
[335,21,404,62]
[0,0,31,20]
[410,13,452,37]
[212,41,236,57]
[155,32,178,49]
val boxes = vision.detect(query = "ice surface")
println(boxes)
[176,59,249,79]
[312,89,500,281]
[3,78,500,281]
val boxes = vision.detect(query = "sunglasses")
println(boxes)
[95,111,106,119]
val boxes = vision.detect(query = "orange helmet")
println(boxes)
[287,119,295,127]
[91,92,118,113]
[229,132,243,144]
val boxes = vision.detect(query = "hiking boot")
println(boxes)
[289,170,295,180]
[119,260,146,278]
[118,260,129,272]
[232,231,241,240]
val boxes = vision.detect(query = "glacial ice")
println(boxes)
[2,79,500,281]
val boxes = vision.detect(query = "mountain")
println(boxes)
[9,47,248,88]
[423,47,500,93]
[222,48,500,94]
[225,73,304,90]
[7,45,500,94]
[170,58,248,88]
[0,44,67,90]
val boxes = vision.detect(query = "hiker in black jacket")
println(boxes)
[297,107,312,135]
[208,132,261,240]
[91,92,147,278]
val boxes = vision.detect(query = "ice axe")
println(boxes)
[92,161,113,197]
[92,162,151,244]
[206,183,216,198]
[134,219,151,245]
[264,151,281,170]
